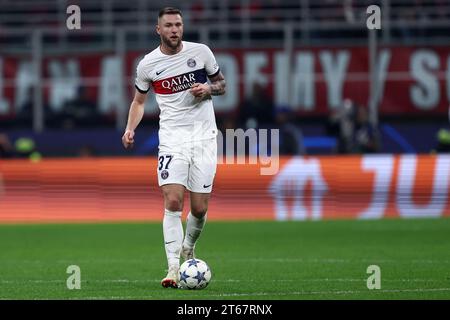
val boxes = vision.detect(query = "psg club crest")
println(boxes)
[161,170,169,180]
[187,58,196,68]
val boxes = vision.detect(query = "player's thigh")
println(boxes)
[190,192,211,217]
[187,138,217,193]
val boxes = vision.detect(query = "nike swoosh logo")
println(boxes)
[156,69,167,76]
[203,184,212,188]
[165,240,176,245]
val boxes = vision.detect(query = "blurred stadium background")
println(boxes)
[0,0,449,221]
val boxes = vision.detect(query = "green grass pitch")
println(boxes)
[0,218,450,299]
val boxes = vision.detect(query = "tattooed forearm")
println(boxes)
[208,72,226,96]
[209,80,226,96]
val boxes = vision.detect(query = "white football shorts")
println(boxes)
[157,137,217,193]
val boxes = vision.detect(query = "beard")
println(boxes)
[161,35,182,50]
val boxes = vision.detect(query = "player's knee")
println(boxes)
[191,205,207,218]
[165,197,183,212]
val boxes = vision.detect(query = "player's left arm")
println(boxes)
[190,71,226,98]
[207,71,226,96]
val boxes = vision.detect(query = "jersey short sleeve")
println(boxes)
[202,45,220,78]
[135,60,151,94]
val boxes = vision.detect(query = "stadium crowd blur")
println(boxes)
[3,83,449,158]
[1,0,449,30]
[0,0,450,39]
[1,0,450,158]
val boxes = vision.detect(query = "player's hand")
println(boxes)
[189,83,211,99]
[122,130,135,149]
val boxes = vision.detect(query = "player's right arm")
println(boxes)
[122,90,147,149]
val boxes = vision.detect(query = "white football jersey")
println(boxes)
[135,41,220,148]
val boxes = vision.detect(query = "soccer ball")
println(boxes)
[178,258,212,290]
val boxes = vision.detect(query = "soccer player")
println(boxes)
[121,7,226,288]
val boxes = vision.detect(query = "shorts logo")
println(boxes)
[187,58,196,68]
[161,170,169,180]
